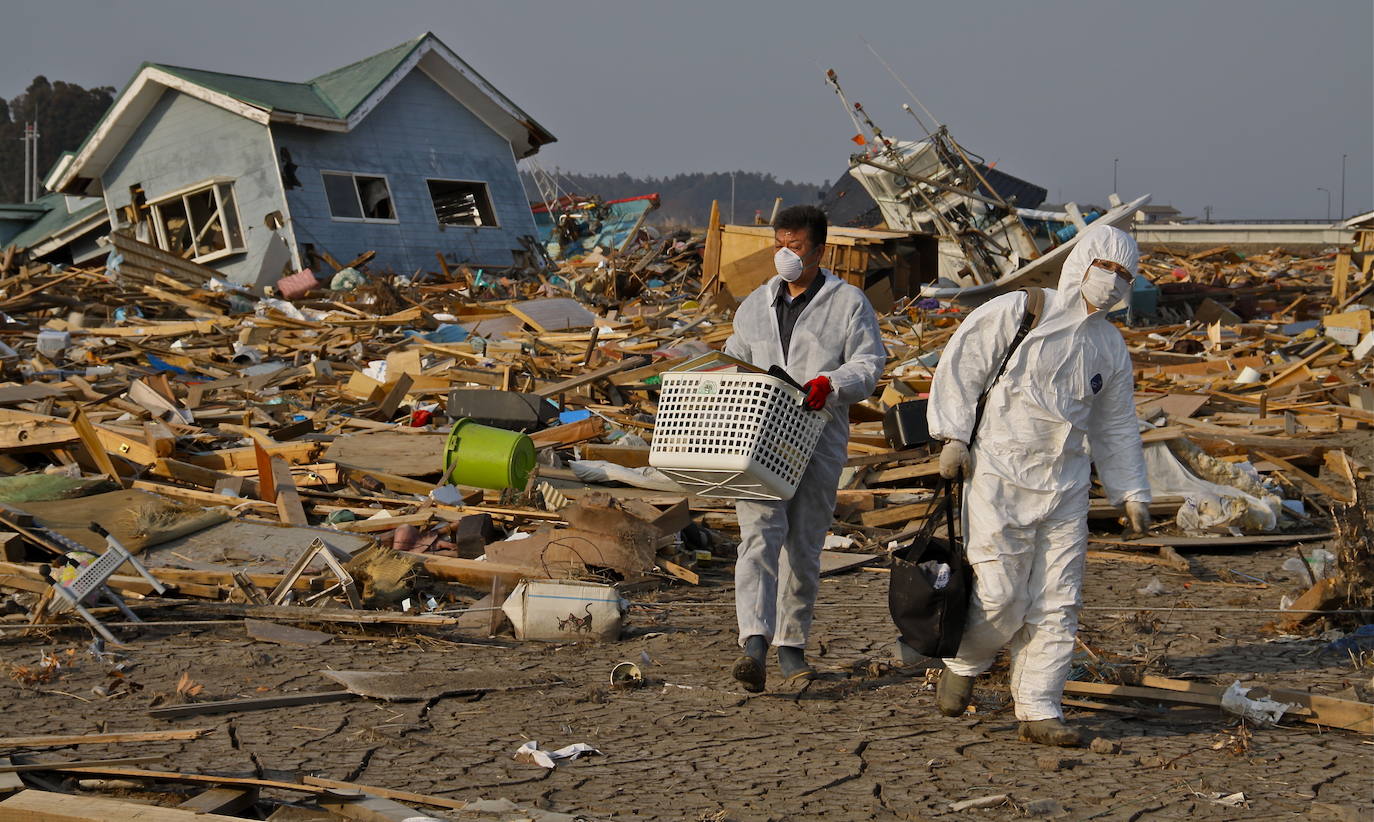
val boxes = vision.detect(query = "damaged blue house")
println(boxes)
[41,32,555,289]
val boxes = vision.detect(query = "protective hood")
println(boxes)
[1054,224,1140,311]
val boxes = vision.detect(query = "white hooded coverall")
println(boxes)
[926,225,1150,720]
[724,270,886,648]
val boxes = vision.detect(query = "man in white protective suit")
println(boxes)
[723,205,886,691]
[926,223,1152,746]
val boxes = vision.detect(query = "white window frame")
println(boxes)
[321,170,399,224]
[425,177,501,229]
[148,177,246,265]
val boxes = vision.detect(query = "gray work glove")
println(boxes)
[1124,500,1152,536]
[938,440,970,479]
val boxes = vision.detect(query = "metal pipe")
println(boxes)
[856,156,1006,209]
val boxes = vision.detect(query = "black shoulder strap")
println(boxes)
[968,288,1045,447]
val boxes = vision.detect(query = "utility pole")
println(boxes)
[1317,187,1331,222]
[1204,205,1212,223]
[21,125,30,204]
[730,171,737,224]
[1113,157,1118,194]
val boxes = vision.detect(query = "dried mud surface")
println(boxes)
[1,544,1370,821]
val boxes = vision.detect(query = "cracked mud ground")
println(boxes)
[1,545,1369,821]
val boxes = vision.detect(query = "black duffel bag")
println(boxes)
[888,480,972,659]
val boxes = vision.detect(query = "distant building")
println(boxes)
[1134,204,1193,224]
[37,32,555,290]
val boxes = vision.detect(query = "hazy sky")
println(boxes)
[3,0,1370,219]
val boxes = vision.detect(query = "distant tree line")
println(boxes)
[0,77,116,203]
[522,170,827,228]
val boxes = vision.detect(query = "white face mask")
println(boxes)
[1081,264,1130,309]
[774,247,805,282]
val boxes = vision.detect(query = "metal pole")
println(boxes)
[730,172,736,224]
[1317,187,1331,221]
[22,124,31,203]
[1113,158,1118,194]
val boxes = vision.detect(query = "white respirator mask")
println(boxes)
[1081,264,1130,309]
[774,247,805,282]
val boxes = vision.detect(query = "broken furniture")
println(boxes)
[47,522,167,645]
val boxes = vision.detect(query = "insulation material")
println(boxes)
[1141,442,1283,535]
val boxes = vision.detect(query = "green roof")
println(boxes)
[309,35,424,118]
[5,193,107,250]
[149,34,424,120]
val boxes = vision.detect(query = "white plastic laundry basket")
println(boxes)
[649,371,830,501]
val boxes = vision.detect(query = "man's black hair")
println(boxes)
[773,204,827,249]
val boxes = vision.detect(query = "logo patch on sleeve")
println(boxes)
[1090,373,1103,394]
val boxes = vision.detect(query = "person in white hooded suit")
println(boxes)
[927,224,1152,746]
[723,205,886,691]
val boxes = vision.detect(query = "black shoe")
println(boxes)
[777,645,816,683]
[732,635,767,693]
[937,671,975,717]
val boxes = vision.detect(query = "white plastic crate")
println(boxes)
[649,370,830,501]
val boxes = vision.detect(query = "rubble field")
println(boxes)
[0,224,1367,820]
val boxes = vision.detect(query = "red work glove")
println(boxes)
[802,376,832,410]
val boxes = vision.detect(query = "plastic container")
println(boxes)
[649,371,830,501]
[443,418,536,490]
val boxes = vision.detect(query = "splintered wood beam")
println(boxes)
[0,789,247,820]
[67,408,121,485]
[0,729,211,748]
[270,456,308,525]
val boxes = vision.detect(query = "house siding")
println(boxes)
[100,89,287,288]
[273,68,536,272]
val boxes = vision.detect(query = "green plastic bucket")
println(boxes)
[442,418,536,491]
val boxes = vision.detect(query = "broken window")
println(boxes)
[427,179,498,227]
[322,171,396,222]
[149,180,245,263]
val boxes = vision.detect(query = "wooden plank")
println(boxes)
[147,691,357,719]
[0,760,21,796]
[176,787,258,814]
[528,416,606,447]
[143,420,176,458]
[402,552,536,589]
[1088,532,1334,551]
[318,792,438,821]
[1137,675,1372,734]
[68,408,120,484]
[860,499,939,529]
[92,425,159,467]
[371,373,413,422]
[270,456,308,526]
[333,513,433,533]
[336,467,437,496]
[301,776,467,811]
[127,481,276,513]
[506,297,596,332]
[0,413,78,451]
[183,441,320,471]
[1253,449,1354,504]
[0,789,248,821]
[533,356,649,398]
[16,768,325,794]
[0,756,166,773]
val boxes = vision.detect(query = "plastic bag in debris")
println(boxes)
[1220,680,1295,726]
[330,266,366,291]
[513,740,600,769]
[568,460,684,492]
[1281,548,1337,581]
[1144,442,1281,534]
[918,560,951,590]
[1324,624,1374,655]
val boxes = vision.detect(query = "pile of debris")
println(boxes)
[0,213,1368,815]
